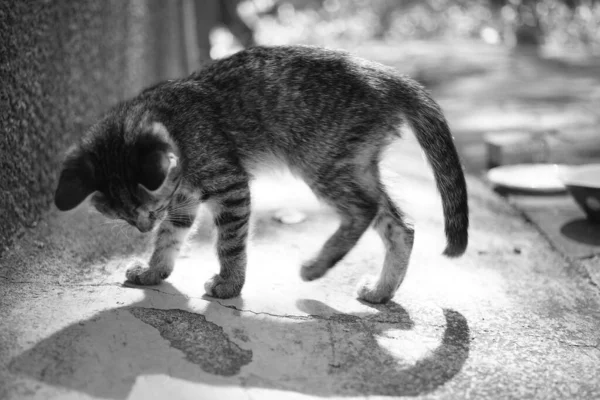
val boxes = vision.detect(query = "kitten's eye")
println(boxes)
[91,193,121,219]
[93,203,117,220]
[98,210,119,220]
[149,204,167,220]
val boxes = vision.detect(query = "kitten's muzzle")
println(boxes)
[135,219,154,233]
[136,224,153,233]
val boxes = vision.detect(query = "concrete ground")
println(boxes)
[3,41,600,399]
[2,129,600,399]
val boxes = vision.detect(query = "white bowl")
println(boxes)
[559,164,600,188]
[559,164,600,223]
[486,164,566,193]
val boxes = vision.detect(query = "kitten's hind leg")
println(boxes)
[357,192,414,304]
[126,194,200,286]
[301,173,379,281]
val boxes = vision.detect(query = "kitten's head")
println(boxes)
[54,110,181,233]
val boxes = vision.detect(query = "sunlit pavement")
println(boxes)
[360,40,600,287]
[2,128,600,399]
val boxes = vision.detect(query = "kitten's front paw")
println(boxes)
[125,259,170,286]
[356,276,393,304]
[204,274,243,299]
[300,259,329,281]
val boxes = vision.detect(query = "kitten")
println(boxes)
[54,45,468,304]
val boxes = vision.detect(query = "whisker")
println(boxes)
[110,223,121,235]
[167,206,196,214]
[123,225,132,241]
[166,208,195,216]
[121,224,131,240]
[170,197,201,207]
[116,224,124,238]
[167,208,197,216]
[166,216,192,223]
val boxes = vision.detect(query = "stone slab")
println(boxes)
[508,194,600,260]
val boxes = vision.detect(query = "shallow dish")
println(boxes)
[559,164,600,223]
[486,164,566,193]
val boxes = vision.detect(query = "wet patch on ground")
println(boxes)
[128,307,252,376]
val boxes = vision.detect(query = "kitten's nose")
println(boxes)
[135,218,153,233]
[136,224,152,233]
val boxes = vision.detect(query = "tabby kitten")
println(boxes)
[54,45,468,304]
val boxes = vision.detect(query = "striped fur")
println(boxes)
[125,185,201,285]
[204,176,251,298]
[54,45,469,303]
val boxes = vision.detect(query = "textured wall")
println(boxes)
[0,1,192,256]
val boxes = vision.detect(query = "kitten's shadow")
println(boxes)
[9,283,470,398]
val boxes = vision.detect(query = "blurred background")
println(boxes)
[1,0,600,254]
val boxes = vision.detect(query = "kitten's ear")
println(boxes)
[136,122,179,192]
[54,147,96,211]
[138,150,178,191]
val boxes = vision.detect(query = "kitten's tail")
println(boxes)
[396,81,469,257]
